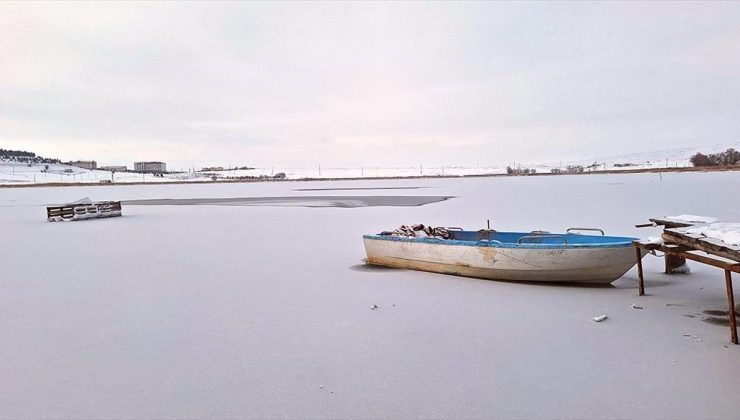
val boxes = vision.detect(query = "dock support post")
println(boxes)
[636,246,645,296]
[665,254,687,274]
[725,270,737,345]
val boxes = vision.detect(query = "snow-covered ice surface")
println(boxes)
[644,236,665,245]
[1,171,740,419]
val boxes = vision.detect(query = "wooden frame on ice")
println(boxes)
[46,201,122,222]
[633,235,740,344]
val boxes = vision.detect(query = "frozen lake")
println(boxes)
[1,171,739,418]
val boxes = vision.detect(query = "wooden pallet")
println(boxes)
[47,201,122,222]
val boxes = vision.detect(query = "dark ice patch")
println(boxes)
[124,195,453,208]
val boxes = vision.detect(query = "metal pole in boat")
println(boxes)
[487,219,490,230]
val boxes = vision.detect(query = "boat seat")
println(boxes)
[477,229,496,241]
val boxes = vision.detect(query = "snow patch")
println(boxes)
[665,214,718,224]
[644,236,664,245]
[671,263,692,274]
[685,223,740,246]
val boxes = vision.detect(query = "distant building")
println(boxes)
[134,161,166,173]
[99,165,127,172]
[69,160,97,170]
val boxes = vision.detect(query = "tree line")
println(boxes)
[1,148,61,164]
[0,148,36,157]
[690,148,740,167]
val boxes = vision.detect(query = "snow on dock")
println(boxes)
[683,223,740,247]
[635,216,740,343]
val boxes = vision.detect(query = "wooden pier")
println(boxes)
[633,221,740,344]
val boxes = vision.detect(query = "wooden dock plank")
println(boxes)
[662,229,740,263]
[648,218,696,228]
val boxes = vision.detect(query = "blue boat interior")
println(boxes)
[366,230,638,248]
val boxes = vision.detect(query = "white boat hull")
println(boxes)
[364,237,645,284]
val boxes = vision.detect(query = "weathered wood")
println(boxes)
[665,254,687,274]
[648,218,696,228]
[634,219,740,344]
[635,245,645,296]
[46,201,122,222]
[634,243,740,273]
[662,229,740,263]
[632,240,740,344]
[726,270,738,344]
[635,223,655,228]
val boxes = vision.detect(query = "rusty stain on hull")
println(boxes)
[477,247,498,264]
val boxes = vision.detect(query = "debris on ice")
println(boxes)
[631,304,644,309]
[369,304,379,310]
[592,314,608,322]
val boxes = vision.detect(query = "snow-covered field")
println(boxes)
[1,171,739,418]
[0,162,183,184]
[2,141,738,185]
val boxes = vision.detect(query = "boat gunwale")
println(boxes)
[363,232,637,249]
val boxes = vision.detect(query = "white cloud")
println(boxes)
[1,2,739,169]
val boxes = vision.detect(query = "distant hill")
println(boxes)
[0,148,61,164]
[535,141,740,171]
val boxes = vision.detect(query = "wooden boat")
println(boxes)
[363,228,646,284]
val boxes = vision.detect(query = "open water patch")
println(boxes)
[701,307,740,327]
[123,195,453,208]
[293,186,428,191]
[702,316,739,327]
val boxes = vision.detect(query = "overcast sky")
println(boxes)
[1,2,739,169]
